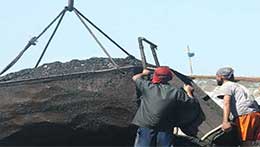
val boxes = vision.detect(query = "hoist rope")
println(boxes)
[73,9,120,69]
[35,10,66,68]
[0,37,36,75]
[74,8,133,58]
[0,9,66,75]
[36,9,67,41]
[0,6,133,75]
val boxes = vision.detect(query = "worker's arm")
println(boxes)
[222,95,232,132]
[132,69,150,81]
[175,85,196,103]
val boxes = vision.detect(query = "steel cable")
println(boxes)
[0,9,66,75]
[35,10,67,68]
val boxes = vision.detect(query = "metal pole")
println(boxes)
[142,38,157,48]
[144,37,160,67]
[187,45,193,75]
[151,46,160,67]
[189,57,193,75]
[138,37,147,69]
[67,0,74,12]
[138,37,160,68]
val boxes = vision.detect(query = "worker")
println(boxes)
[215,67,260,145]
[132,66,196,147]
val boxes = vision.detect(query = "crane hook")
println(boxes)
[67,0,74,12]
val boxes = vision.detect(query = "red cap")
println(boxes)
[152,66,172,84]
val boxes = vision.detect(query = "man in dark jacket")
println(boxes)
[132,66,195,147]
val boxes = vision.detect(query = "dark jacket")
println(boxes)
[132,78,196,131]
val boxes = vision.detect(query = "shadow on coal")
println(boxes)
[0,122,137,146]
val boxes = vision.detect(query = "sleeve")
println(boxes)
[216,85,232,98]
[135,78,150,93]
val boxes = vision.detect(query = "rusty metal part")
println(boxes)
[138,37,160,69]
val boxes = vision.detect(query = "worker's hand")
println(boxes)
[184,84,194,92]
[184,84,194,97]
[142,69,150,75]
[222,121,232,132]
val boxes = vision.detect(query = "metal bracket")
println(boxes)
[138,37,160,69]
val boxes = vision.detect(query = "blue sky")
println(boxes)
[0,0,259,76]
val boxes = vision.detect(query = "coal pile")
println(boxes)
[0,56,142,82]
[0,57,142,146]
[0,56,224,146]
